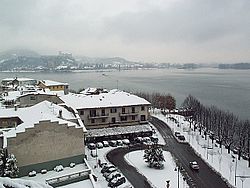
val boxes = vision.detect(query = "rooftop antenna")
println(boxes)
[116,80,119,89]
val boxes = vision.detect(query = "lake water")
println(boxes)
[0,68,249,120]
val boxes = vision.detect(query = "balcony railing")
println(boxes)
[119,111,139,116]
[88,113,109,119]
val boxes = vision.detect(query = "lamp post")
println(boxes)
[174,165,183,188]
[232,155,238,186]
[174,166,180,188]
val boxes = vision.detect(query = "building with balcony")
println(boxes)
[60,89,151,129]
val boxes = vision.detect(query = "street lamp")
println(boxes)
[174,165,183,188]
[232,155,238,186]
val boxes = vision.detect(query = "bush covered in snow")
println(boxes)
[0,150,19,178]
[143,141,165,169]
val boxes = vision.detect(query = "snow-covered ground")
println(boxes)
[85,146,131,188]
[58,179,93,188]
[125,150,189,188]
[23,163,93,188]
[152,109,250,188]
[84,123,189,188]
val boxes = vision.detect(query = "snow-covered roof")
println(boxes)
[1,101,84,146]
[1,87,65,102]
[2,77,36,82]
[80,87,108,95]
[0,177,52,188]
[60,89,151,109]
[86,124,152,138]
[39,80,68,86]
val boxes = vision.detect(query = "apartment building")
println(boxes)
[60,89,151,129]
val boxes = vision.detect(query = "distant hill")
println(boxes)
[218,63,250,70]
[0,49,146,71]
[78,56,138,65]
[0,49,40,59]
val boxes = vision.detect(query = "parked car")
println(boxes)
[108,177,126,188]
[101,164,116,173]
[134,137,143,143]
[109,140,117,147]
[96,142,104,149]
[103,167,118,178]
[142,137,151,144]
[122,139,130,145]
[87,143,96,150]
[117,140,123,146]
[106,171,121,181]
[178,135,186,141]
[189,161,199,171]
[174,132,181,137]
[103,141,109,147]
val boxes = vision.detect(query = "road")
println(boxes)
[150,116,229,188]
[106,145,152,188]
[106,116,230,188]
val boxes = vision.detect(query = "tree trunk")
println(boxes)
[227,145,230,154]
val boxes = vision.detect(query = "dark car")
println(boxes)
[87,143,96,150]
[189,161,199,171]
[178,135,186,141]
[109,140,117,147]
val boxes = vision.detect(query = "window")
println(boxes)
[110,108,117,113]
[122,107,125,114]
[91,119,95,124]
[112,117,116,123]
[30,96,35,100]
[80,110,84,115]
[132,115,136,120]
[141,106,145,111]
[102,118,105,123]
[132,107,135,113]
[140,115,146,121]
[101,109,105,116]
[121,116,127,121]
[90,109,96,117]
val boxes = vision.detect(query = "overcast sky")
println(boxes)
[1,0,250,63]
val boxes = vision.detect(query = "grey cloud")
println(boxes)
[0,0,250,62]
[104,0,250,44]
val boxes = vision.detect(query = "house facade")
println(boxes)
[6,120,84,176]
[38,80,69,95]
[17,93,64,107]
[0,101,86,176]
[78,105,149,129]
[1,78,37,87]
